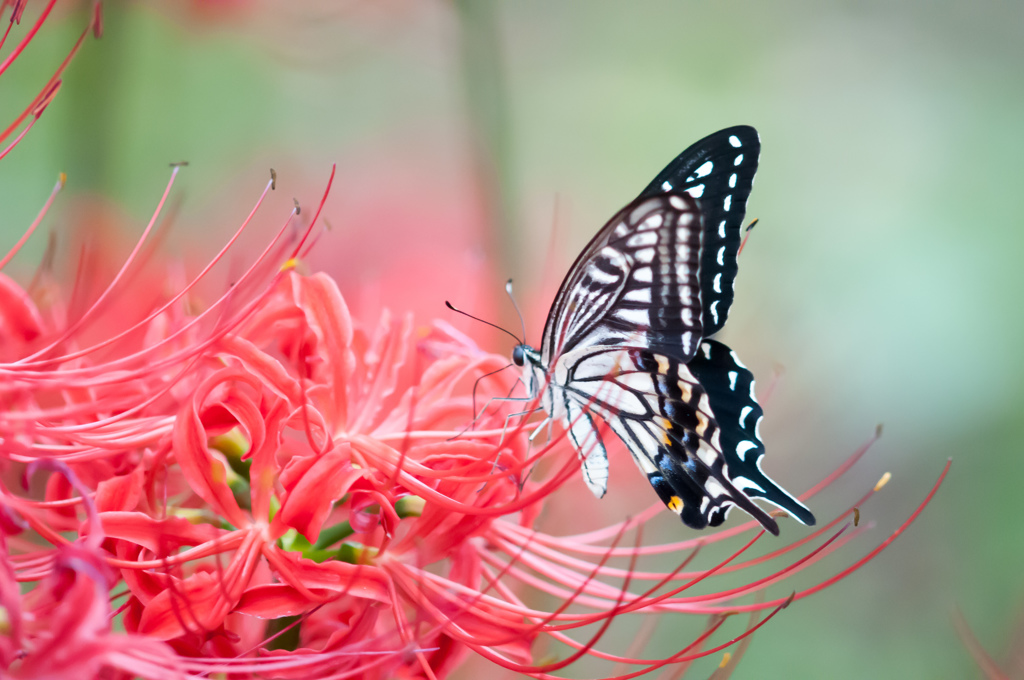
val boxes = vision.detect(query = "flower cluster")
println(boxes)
[0,3,948,679]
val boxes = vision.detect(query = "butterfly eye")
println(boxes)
[512,345,525,367]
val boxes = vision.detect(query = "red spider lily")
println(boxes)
[0,161,950,679]
[0,4,951,678]
[0,462,185,679]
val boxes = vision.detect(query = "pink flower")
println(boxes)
[0,6,950,678]
[0,162,949,678]
[0,464,185,679]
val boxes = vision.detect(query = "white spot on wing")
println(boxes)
[623,288,651,303]
[717,246,726,266]
[695,160,714,178]
[668,195,687,210]
[734,476,765,493]
[627,231,658,248]
[729,173,737,188]
[686,184,705,199]
[638,214,664,231]
[709,300,720,325]
[697,443,719,466]
[615,308,649,326]
[700,343,712,360]
[661,180,673,191]
[586,265,618,285]
[736,440,758,462]
[718,220,726,238]
[734,154,744,166]
[713,272,722,293]
[635,248,655,264]
[723,195,733,212]
[728,371,738,391]
[633,267,652,283]
[739,405,753,428]
[705,477,728,498]
[729,135,741,147]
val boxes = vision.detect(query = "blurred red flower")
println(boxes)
[0,163,949,679]
[0,4,948,678]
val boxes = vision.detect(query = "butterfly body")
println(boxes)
[514,126,814,535]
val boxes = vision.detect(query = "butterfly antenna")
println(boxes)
[445,300,522,345]
[737,217,759,256]
[505,279,528,344]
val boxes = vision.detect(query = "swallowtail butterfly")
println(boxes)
[512,126,814,535]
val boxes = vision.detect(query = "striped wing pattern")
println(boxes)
[541,195,704,366]
[527,126,814,535]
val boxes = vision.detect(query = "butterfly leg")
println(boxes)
[506,414,565,494]
[448,388,531,442]
[496,406,544,448]
[474,406,546,493]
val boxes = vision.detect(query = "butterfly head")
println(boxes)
[512,343,545,398]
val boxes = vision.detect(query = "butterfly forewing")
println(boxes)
[541,194,704,366]
[639,125,760,336]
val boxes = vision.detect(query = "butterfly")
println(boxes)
[512,126,815,535]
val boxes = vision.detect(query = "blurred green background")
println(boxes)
[2,1,1023,677]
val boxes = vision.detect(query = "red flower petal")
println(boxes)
[276,443,363,541]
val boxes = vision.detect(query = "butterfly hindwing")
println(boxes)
[639,125,760,336]
[562,395,611,499]
[687,339,815,525]
[554,346,789,534]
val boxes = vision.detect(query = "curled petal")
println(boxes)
[99,511,225,554]
[173,367,258,529]
[94,466,143,513]
[276,443,364,541]
[291,272,355,425]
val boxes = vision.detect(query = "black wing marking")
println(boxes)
[687,339,815,525]
[554,346,798,534]
[541,194,703,366]
[639,126,760,336]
